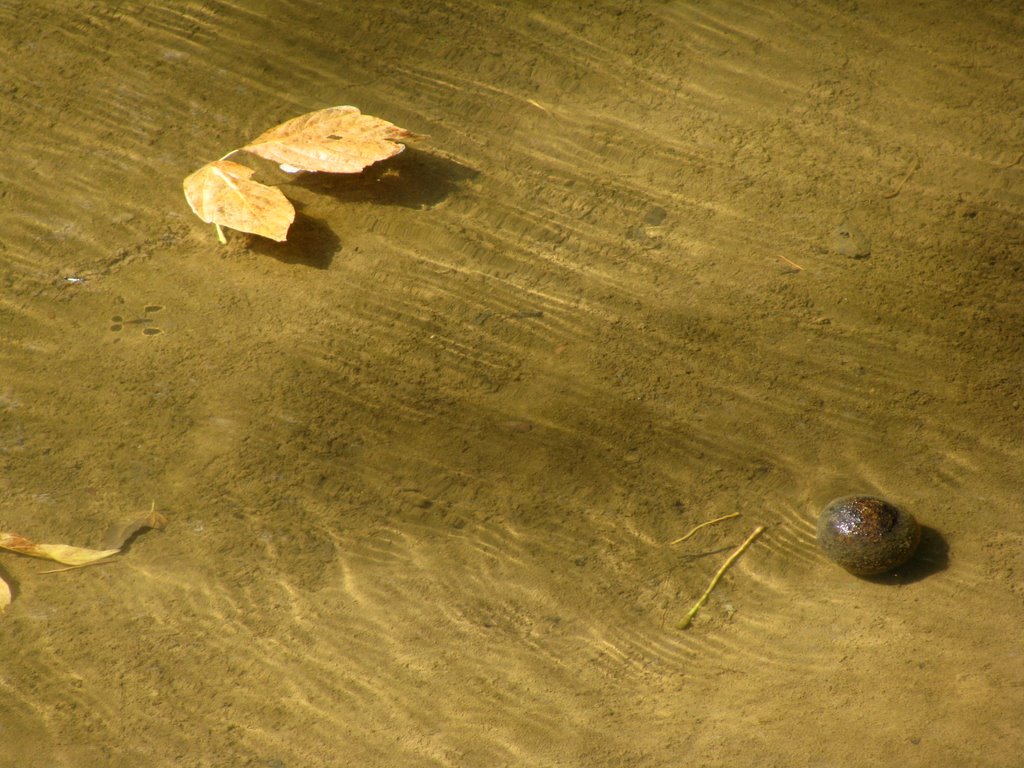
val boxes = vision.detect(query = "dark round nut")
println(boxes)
[817,496,921,575]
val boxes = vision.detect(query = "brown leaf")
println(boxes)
[241,105,420,174]
[0,507,168,611]
[0,531,120,566]
[183,159,295,241]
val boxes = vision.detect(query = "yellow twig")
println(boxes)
[669,512,740,545]
[777,254,804,271]
[677,525,765,630]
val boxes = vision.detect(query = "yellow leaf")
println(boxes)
[32,543,121,565]
[0,532,119,565]
[241,105,420,174]
[0,508,166,611]
[182,159,295,241]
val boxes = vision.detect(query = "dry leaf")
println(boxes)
[183,159,295,241]
[0,505,167,613]
[183,106,422,243]
[0,532,120,566]
[242,105,419,174]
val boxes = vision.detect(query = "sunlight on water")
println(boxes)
[1,1,1022,765]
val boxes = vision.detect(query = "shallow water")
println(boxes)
[2,1,1022,765]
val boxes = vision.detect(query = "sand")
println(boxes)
[1,2,1022,765]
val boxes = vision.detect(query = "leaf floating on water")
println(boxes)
[0,532,120,566]
[183,106,423,243]
[182,159,295,242]
[241,105,421,174]
[0,504,167,612]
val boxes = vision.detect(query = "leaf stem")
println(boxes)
[669,512,740,545]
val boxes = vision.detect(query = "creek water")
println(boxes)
[1,2,1022,765]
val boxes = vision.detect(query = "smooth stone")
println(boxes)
[817,495,921,575]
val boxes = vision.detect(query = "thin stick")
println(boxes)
[677,525,765,630]
[882,157,920,199]
[669,512,740,545]
[777,254,804,271]
[39,559,118,575]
